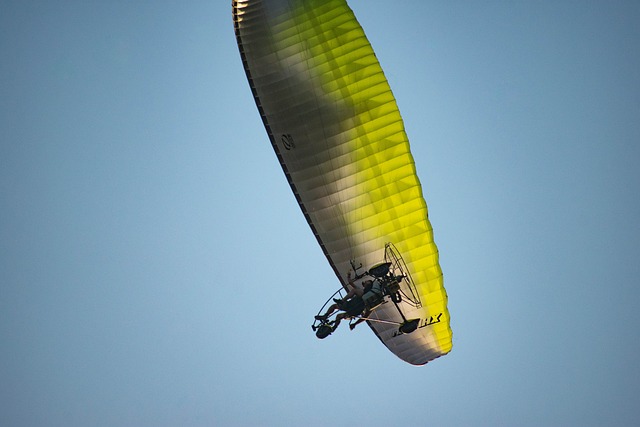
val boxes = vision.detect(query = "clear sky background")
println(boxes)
[1,1,639,426]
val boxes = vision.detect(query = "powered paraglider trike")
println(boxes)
[312,243,421,338]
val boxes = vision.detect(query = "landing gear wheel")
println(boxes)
[315,324,333,339]
[399,319,420,334]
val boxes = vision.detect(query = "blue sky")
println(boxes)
[1,1,639,426]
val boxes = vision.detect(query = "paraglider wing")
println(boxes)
[233,0,452,365]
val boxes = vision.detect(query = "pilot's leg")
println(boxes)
[315,303,339,320]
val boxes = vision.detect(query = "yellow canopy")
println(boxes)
[233,0,452,365]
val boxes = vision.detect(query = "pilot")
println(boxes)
[315,272,382,331]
